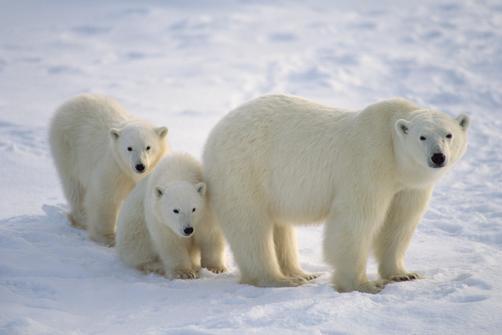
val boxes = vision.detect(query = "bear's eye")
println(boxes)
[420,136,426,141]
[192,208,196,213]
[127,147,132,151]
[173,209,179,214]
[446,133,452,139]
[146,146,151,151]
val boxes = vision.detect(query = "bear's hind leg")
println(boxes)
[66,179,87,229]
[195,209,226,274]
[85,185,118,247]
[274,224,318,281]
[374,188,432,282]
[51,131,87,229]
[217,204,305,287]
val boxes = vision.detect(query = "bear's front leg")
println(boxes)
[324,196,391,294]
[220,209,306,287]
[150,224,199,280]
[139,260,165,275]
[374,188,432,282]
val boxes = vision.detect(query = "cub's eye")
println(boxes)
[173,209,179,214]
[146,146,151,151]
[192,208,196,213]
[446,133,452,139]
[420,136,426,141]
[127,147,132,151]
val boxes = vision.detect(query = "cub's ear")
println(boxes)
[456,114,470,131]
[394,119,410,137]
[155,187,163,198]
[110,128,120,140]
[195,182,206,196]
[155,127,168,138]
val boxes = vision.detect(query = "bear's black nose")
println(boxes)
[431,153,446,167]
[183,227,194,236]
[135,164,145,173]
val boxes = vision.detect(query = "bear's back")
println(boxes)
[49,94,136,184]
[53,94,130,131]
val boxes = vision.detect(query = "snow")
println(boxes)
[1,0,502,334]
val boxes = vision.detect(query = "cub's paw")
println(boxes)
[206,265,227,274]
[336,279,389,294]
[139,262,165,275]
[388,272,422,282]
[253,276,307,287]
[281,276,308,287]
[172,268,199,280]
[303,273,321,281]
[286,271,320,282]
[356,280,388,294]
[89,232,115,247]
[67,213,86,229]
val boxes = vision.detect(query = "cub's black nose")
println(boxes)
[135,164,145,173]
[431,153,446,166]
[183,227,194,236]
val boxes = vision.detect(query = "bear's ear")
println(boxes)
[110,128,120,140]
[456,114,470,131]
[195,182,206,196]
[155,127,168,138]
[155,187,163,198]
[395,119,410,137]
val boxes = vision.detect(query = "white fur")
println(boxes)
[115,153,226,279]
[49,94,169,245]
[202,94,469,293]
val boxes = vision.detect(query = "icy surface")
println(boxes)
[1,1,501,334]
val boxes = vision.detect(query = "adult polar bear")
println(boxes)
[203,95,469,293]
[49,94,169,246]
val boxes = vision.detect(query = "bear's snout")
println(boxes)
[183,226,194,236]
[430,153,446,168]
[135,163,145,173]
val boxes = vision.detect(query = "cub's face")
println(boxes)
[395,110,469,181]
[110,124,167,179]
[154,181,206,238]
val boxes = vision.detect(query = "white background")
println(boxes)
[0,1,501,334]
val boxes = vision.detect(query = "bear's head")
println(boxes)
[394,110,469,187]
[153,181,206,238]
[109,123,168,179]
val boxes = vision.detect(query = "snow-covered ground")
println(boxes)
[1,0,501,334]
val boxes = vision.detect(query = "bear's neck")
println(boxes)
[393,145,442,189]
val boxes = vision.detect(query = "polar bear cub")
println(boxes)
[116,153,226,279]
[203,94,469,293]
[49,94,169,246]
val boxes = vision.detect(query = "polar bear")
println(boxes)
[203,94,469,293]
[49,94,169,246]
[116,153,226,279]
